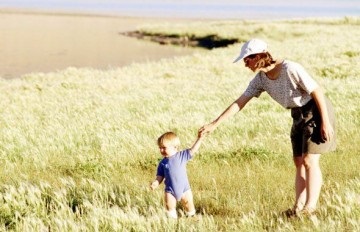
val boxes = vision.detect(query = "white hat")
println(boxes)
[233,38,268,63]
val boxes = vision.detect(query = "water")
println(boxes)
[1,0,359,19]
[1,0,358,78]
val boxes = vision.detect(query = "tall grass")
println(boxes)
[0,17,359,231]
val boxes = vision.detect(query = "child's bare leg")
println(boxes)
[181,190,196,216]
[165,192,177,218]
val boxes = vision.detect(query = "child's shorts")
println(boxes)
[290,98,336,156]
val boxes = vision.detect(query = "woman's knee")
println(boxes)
[303,153,321,169]
[293,154,321,169]
[293,156,304,168]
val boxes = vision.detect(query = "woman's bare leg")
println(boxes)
[294,156,306,211]
[303,153,322,211]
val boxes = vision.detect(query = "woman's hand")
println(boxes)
[199,123,216,136]
[310,88,334,143]
[321,120,334,142]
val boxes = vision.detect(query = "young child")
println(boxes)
[150,131,204,219]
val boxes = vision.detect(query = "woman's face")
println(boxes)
[243,54,259,72]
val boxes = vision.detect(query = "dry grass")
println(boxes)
[0,17,359,231]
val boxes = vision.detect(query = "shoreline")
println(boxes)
[0,7,216,25]
[0,8,355,79]
[0,9,201,79]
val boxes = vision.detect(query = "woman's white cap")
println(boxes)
[233,38,268,63]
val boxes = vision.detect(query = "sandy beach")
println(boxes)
[2,1,357,79]
[0,10,197,79]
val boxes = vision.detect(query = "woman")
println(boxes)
[199,38,336,216]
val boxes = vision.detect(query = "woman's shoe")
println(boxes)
[283,206,301,218]
[297,207,316,217]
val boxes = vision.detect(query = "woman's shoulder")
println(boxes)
[282,60,303,69]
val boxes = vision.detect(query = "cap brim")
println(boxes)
[233,55,243,63]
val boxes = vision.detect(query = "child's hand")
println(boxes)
[198,129,206,139]
[199,123,216,136]
[150,180,159,190]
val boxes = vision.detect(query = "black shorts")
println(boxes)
[290,98,336,156]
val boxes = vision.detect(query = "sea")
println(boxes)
[0,0,359,78]
[0,0,359,20]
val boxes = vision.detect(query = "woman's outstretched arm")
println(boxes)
[199,93,252,135]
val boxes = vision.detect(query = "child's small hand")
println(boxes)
[150,180,159,190]
[199,123,216,136]
[198,129,206,139]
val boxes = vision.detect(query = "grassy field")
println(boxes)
[0,17,359,231]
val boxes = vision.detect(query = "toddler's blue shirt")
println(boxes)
[157,149,192,200]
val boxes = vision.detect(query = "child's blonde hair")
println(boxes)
[157,132,180,148]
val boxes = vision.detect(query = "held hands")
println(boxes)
[197,128,206,139]
[199,123,216,137]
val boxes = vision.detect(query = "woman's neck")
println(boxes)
[264,59,283,80]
